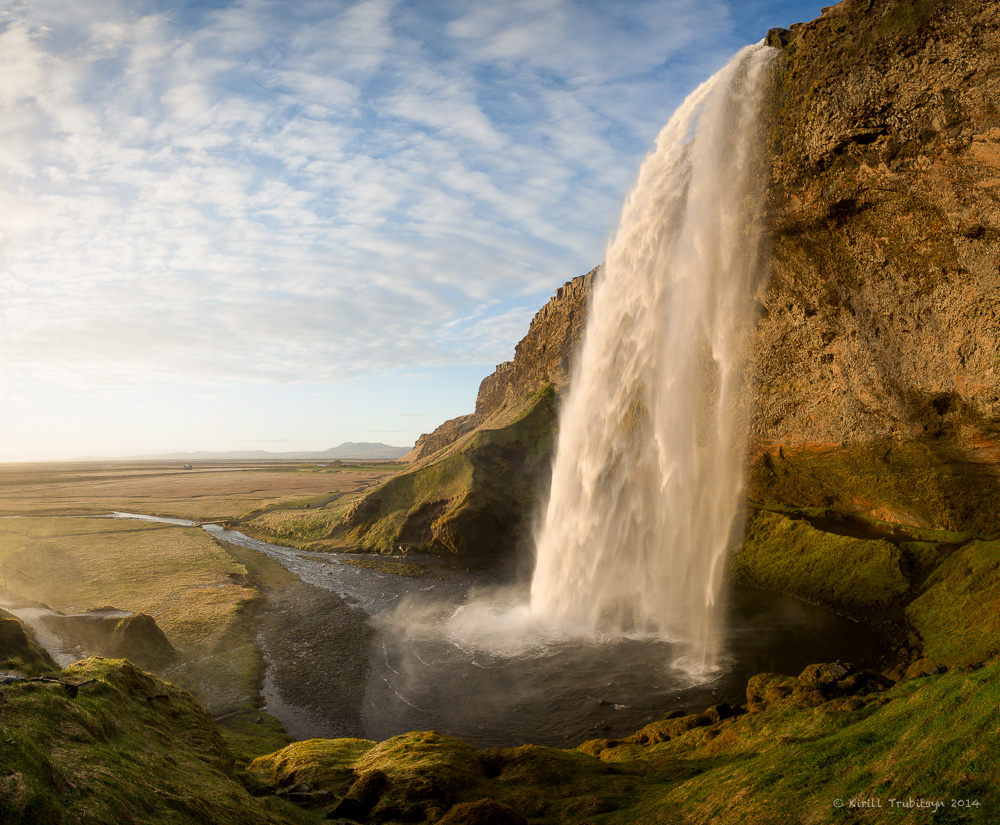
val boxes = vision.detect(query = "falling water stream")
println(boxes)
[531,43,775,669]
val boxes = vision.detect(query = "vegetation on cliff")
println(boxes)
[0,608,57,677]
[0,657,306,825]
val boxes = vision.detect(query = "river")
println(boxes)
[11,512,887,749]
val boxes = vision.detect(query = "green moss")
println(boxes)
[216,710,293,766]
[731,510,910,613]
[354,731,488,820]
[878,0,944,35]
[907,540,1000,665]
[239,663,1000,823]
[636,663,1000,824]
[749,442,1000,534]
[0,657,294,824]
[250,737,376,792]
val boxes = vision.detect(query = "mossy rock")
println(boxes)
[249,737,376,793]
[731,510,910,614]
[907,539,1000,666]
[620,712,711,746]
[236,664,1000,824]
[748,442,1000,534]
[0,657,293,825]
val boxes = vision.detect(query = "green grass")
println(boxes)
[215,710,294,766]
[240,662,1000,824]
[906,540,1000,667]
[244,385,559,557]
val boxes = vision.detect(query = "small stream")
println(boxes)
[15,512,886,749]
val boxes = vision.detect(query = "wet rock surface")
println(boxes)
[256,576,374,741]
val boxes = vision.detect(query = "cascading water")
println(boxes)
[530,43,775,669]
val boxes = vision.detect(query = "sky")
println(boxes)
[0,0,826,462]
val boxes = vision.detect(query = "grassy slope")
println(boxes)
[242,386,558,556]
[0,657,310,825]
[0,517,261,716]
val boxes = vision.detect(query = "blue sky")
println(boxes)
[0,0,826,461]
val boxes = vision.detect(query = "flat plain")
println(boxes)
[0,459,400,752]
[0,459,399,519]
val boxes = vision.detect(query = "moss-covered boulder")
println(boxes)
[0,657,295,825]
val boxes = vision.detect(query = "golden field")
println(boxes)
[0,459,399,720]
[0,459,399,520]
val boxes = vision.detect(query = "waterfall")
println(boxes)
[530,43,775,669]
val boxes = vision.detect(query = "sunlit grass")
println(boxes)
[0,516,260,714]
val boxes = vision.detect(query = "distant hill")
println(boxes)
[115,442,409,461]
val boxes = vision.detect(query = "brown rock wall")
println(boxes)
[756,0,1000,452]
[475,267,597,419]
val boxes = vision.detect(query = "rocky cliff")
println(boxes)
[402,268,596,465]
[750,0,1000,532]
[250,0,1000,605]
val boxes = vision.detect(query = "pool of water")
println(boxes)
[111,514,888,748]
[362,584,885,748]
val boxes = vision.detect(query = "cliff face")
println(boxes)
[475,269,596,419]
[759,0,1000,446]
[749,0,1000,530]
[294,0,1000,558]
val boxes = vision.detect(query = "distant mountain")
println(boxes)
[118,442,409,461]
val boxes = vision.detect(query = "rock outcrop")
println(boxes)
[402,268,596,465]
[475,268,596,419]
[41,608,176,671]
[0,608,56,676]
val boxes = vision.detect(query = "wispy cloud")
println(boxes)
[0,0,793,457]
